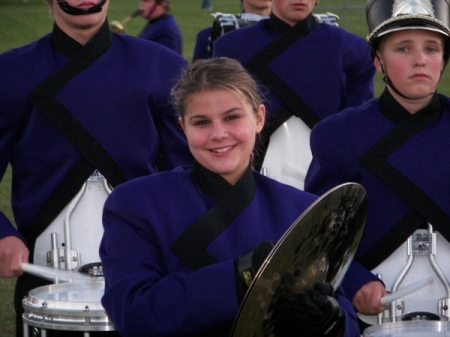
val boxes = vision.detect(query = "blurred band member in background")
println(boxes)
[138,0,183,55]
[192,0,271,62]
[201,0,212,11]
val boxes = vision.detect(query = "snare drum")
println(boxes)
[22,280,115,336]
[363,321,450,336]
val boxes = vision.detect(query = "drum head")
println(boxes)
[363,321,450,336]
[230,182,367,336]
[24,280,105,312]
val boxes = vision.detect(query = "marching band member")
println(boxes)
[201,0,212,11]
[192,0,271,62]
[211,0,375,190]
[0,0,193,335]
[137,0,183,55]
[305,0,450,332]
[100,57,360,337]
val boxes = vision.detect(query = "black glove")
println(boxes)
[271,282,344,337]
[234,241,275,302]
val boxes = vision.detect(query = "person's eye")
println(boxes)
[194,119,209,126]
[225,115,239,121]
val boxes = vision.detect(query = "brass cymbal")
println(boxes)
[231,182,368,337]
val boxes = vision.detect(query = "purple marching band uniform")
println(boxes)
[0,19,192,333]
[305,89,450,312]
[192,26,212,61]
[0,20,190,241]
[100,163,361,336]
[212,13,375,136]
[138,13,183,55]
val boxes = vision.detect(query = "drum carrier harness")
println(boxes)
[23,22,127,264]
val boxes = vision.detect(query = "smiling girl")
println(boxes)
[99,58,361,337]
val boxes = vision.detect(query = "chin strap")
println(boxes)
[56,0,107,15]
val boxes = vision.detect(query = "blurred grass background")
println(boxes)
[1,0,450,335]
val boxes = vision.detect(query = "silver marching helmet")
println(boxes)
[366,0,450,62]
[366,0,450,99]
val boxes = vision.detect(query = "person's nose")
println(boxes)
[414,50,427,66]
[210,122,228,140]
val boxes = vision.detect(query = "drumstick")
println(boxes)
[380,276,434,305]
[21,262,89,282]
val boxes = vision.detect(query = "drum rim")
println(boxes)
[23,280,105,311]
[22,280,113,331]
[22,314,116,332]
[364,321,450,334]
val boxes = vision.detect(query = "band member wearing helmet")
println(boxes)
[211,0,375,189]
[138,0,183,55]
[192,0,271,62]
[305,0,450,332]
[0,0,193,336]
[100,57,361,337]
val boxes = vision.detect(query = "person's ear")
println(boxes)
[255,104,266,133]
[374,52,383,73]
[178,117,186,133]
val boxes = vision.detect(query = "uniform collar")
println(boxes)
[51,19,113,58]
[268,12,316,34]
[190,162,254,202]
[148,13,168,25]
[379,88,441,124]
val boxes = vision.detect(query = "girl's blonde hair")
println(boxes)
[171,57,264,119]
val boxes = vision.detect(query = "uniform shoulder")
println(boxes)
[316,22,363,37]
[156,14,179,27]
[213,20,268,57]
[197,27,212,38]
[114,167,191,195]
[316,98,377,126]
[0,34,50,62]
[215,19,266,45]
[114,33,186,61]
[0,35,52,81]
[253,172,318,202]
[314,23,367,45]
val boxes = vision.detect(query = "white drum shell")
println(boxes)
[261,116,312,190]
[363,321,450,336]
[22,281,114,331]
